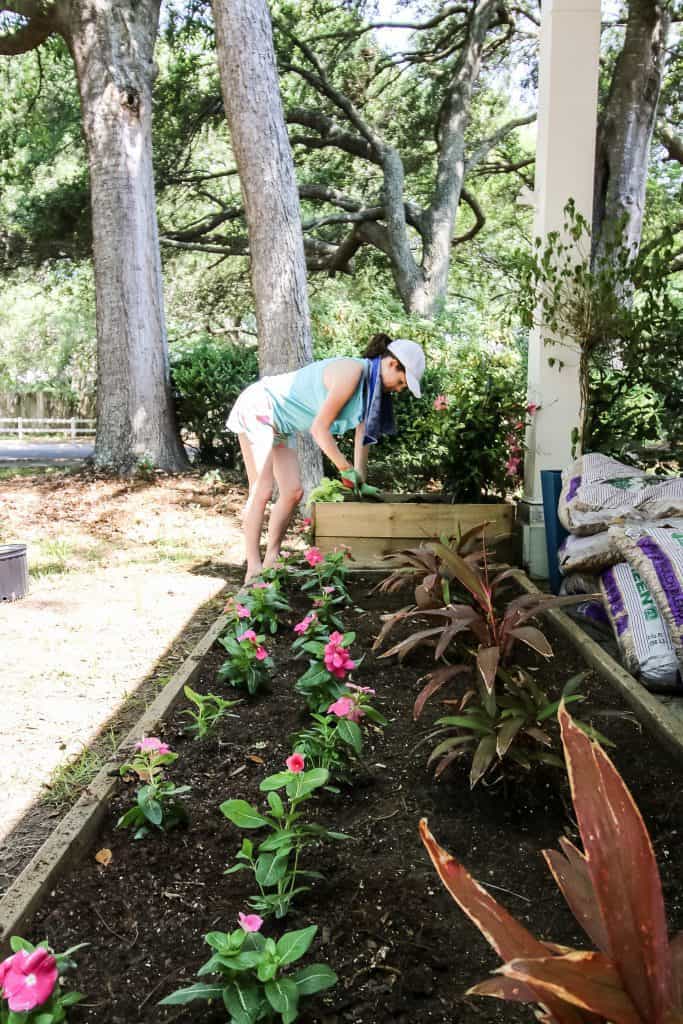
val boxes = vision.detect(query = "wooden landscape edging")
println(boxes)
[314,499,515,566]
[511,570,683,763]
[0,609,231,952]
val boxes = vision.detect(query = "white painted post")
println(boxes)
[521,0,601,578]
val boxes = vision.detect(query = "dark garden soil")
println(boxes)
[28,574,683,1023]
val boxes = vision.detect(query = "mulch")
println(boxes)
[26,573,683,1023]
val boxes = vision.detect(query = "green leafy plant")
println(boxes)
[307,476,345,504]
[296,548,353,603]
[307,589,347,633]
[420,703,683,1023]
[292,685,387,777]
[241,582,292,635]
[295,630,360,712]
[421,668,589,786]
[160,917,337,1021]
[182,685,241,740]
[221,755,347,918]
[218,629,274,696]
[0,937,86,1022]
[117,737,190,839]
[170,336,259,467]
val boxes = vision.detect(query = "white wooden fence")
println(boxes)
[0,417,96,439]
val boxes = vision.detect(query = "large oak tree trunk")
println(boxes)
[66,0,187,473]
[212,0,322,492]
[592,0,669,264]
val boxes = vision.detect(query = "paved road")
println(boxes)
[0,440,95,463]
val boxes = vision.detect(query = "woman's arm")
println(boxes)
[309,359,364,472]
[354,422,370,482]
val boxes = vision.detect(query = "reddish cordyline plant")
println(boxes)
[420,703,683,1024]
[378,542,591,693]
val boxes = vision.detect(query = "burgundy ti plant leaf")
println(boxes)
[420,703,683,1023]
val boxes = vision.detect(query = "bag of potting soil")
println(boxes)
[558,532,614,575]
[599,561,680,690]
[610,524,683,669]
[558,453,683,535]
[560,572,600,595]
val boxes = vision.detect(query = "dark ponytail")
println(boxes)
[363,332,393,359]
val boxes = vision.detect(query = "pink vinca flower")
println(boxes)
[0,948,58,1013]
[505,456,521,477]
[526,402,540,415]
[305,547,323,567]
[302,517,312,528]
[251,582,269,590]
[433,394,449,411]
[238,912,263,933]
[322,586,335,595]
[294,615,315,636]
[327,696,365,723]
[324,633,356,679]
[135,737,170,755]
[346,683,376,695]
[237,629,258,644]
[236,604,251,619]
[286,753,305,773]
[255,646,268,661]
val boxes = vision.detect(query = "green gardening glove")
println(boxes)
[340,468,382,501]
[340,468,363,494]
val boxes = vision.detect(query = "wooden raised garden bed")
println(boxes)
[312,496,515,565]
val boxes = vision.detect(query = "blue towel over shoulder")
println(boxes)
[362,356,396,446]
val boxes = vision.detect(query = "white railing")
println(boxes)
[0,417,96,439]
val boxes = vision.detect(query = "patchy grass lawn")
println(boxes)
[0,467,249,889]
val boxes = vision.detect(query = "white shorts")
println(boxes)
[226,381,296,450]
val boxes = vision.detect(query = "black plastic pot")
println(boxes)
[0,544,29,601]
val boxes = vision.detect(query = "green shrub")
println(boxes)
[170,335,258,467]
[586,370,665,457]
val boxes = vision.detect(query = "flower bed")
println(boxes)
[14,555,683,1023]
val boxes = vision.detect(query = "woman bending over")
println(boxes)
[226,333,425,580]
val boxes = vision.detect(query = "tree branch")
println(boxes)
[657,123,683,164]
[0,5,53,54]
[307,3,468,43]
[452,188,485,246]
[285,107,376,162]
[466,112,536,171]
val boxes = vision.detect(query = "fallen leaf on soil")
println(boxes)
[95,848,112,867]
[247,754,264,764]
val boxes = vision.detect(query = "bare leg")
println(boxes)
[263,446,304,569]
[238,433,273,581]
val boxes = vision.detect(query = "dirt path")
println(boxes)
[0,469,250,891]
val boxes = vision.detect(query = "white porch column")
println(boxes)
[521,0,601,577]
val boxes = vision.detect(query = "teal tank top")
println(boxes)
[262,357,368,437]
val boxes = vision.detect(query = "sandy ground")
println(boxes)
[0,469,249,890]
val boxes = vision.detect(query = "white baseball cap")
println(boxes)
[387,339,426,397]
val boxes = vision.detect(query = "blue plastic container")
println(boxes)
[540,470,568,594]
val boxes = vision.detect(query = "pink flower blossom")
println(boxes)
[236,604,251,619]
[433,394,449,411]
[237,629,258,644]
[294,614,315,635]
[327,697,365,723]
[286,753,305,773]
[135,737,170,755]
[302,517,312,527]
[324,633,356,679]
[322,586,335,595]
[505,456,521,477]
[0,948,58,1012]
[346,683,376,695]
[305,547,323,567]
[238,912,263,933]
[251,582,269,590]
[526,402,540,415]
[255,646,268,661]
